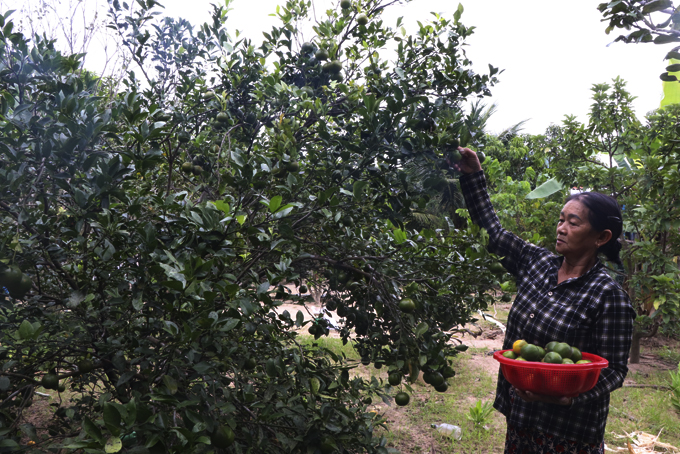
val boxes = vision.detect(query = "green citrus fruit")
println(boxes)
[78,359,94,374]
[536,347,546,359]
[394,391,410,406]
[441,366,456,378]
[41,373,59,390]
[0,265,23,289]
[562,358,574,364]
[570,347,582,362]
[428,372,444,387]
[211,426,235,449]
[448,150,462,163]
[515,357,527,361]
[545,341,558,352]
[324,60,343,74]
[356,13,369,25]
[329,71,344,82]
[476,151,486,163]
[181,162,193,173]
[388,372,401,386]
[301,41,315,54]
[192,165,203,175]
[315,49,329,61]
[216,112,229,123]
[542,352,563,364]
[520,344,542,361]
[177,131,191,143]
[434,382,448,392]
[340,0,352,9]
[512,339,527,355]
[9,273,32,299]
[284,161,300,172]
[450,138,460,149]
[502,351,517,360]
[552,343,573,360]
[575,360,592,364]
[488,262,505,275]
[244,357,257,370]
[202,91,215,100]
[501,294,512,302]
[299,285,308,293]
[58,384,66,393]
[398,298,416,313]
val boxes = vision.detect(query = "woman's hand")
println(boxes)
[514,387,573,406]
[450,147,482,174]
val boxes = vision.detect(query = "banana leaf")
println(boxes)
[525,177,564,199]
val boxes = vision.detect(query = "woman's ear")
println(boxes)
[596,229,613,248]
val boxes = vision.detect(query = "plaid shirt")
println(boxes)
[460,171,635,444]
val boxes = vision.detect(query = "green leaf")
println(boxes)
[162,375,178,394]
[211,200,231,214]
[525,178,564,199]
[82,416,105,445]
[415,322,428,337]
[17,319,35,340]
[268,195,282,213]
[103,403,122,436]
[353,180,369,199]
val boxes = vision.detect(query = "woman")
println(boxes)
[455,147,635,454]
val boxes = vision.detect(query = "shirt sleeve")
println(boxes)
[570,286,635,407]
[459,170,544,277]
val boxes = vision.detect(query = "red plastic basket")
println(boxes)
[493,350,609,397]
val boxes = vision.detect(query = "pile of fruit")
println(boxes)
[502,339,592,365]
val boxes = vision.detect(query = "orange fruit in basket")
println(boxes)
[545,341,558,352]
[552,343,573,360]
[542,352,562,364]
[520,344,542,362]
[570,347,582,362]
[502,351,517,359]
[515,357,527,361]
[575,359,591,364]
[562,358,574,364]
[512,339,528,355]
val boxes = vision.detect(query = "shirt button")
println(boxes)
[529,314,534,318]
[548,292,553,296]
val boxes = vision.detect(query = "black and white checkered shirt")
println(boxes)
[460,170,635,444]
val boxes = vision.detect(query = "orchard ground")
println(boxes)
[23,296,680,453]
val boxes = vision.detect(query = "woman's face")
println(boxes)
[555,200,605,259]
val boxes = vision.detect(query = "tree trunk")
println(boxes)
[628,324,659,364]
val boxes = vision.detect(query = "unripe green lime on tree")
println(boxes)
[78,359,94,374]
[181,162,193,173]
[340,0,352,9]
[301,41,315,54]
[41,373,59,390]
[388,372,401,386]
[216,112,229,123]
[211,426,235,449]
[323,60,343,74]
[398,298,416,313]
[178,131,191,143]
[394,391,410,406]
[192,165,203,176]
[356,13,369,25]
[0,265,23,290]
[315,48,329,61]
[8,273,32,299]
[434,382,448,392]
[202,91,215,100]
[299,285,308,293]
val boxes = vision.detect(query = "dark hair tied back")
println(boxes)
[564,192,624,267]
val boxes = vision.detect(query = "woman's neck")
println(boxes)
[558,254,598,283]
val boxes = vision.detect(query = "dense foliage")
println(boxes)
[0,1,503,452]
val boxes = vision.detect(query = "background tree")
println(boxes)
[0,0,502,452]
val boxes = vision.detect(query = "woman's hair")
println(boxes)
[564,192,624,267]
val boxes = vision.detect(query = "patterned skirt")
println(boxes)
[504,425,604,454]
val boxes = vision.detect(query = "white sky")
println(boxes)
[4,0,670,135]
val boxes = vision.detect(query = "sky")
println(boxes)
[4,0,670,135]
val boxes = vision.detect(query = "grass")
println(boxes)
[296,334,680,454]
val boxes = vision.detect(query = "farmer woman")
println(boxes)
[455,147,635,454]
